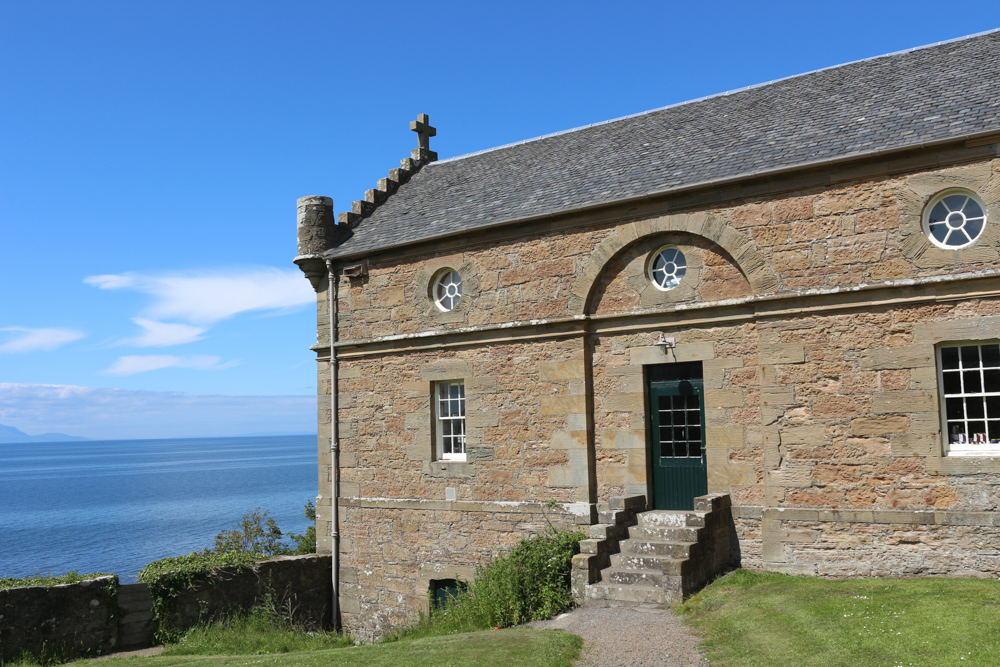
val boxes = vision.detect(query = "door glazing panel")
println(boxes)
[648,362,708,510]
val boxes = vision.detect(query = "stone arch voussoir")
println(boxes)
[569,212,778,315]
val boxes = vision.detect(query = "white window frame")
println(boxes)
[936,341,1000,457]
[647,246,687,291]
[921,189,988,250]
[434,380,467,461]
[432,269,463,312]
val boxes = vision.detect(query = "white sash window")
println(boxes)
[435,381,466,461]
[939,343,1000,456]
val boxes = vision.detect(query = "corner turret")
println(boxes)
[295,195,340,290]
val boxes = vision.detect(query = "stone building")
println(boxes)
[295,31,1000,638]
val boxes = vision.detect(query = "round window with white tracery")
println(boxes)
[923,190,988,249]
[433,269,463,312]
[648,247,687,291]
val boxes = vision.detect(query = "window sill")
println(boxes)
[945,448,1000,457]
[423,460,472,478]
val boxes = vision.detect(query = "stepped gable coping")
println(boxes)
[335,114,438,230]
[325,29,1000,261]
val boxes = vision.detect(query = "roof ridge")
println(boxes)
[431,27,1000,166]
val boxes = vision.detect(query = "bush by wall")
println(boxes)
[390,529,584,640]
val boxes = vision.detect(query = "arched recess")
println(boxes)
[566,212,779,315]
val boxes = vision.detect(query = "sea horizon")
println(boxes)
[0,432,318,444]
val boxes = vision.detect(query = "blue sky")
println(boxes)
[1,1,997,439]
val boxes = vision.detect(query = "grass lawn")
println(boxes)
[67,629,581,667]
[680,569,1000,667]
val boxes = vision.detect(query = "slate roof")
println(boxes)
[328,30,1000,259]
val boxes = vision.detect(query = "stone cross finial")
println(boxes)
[410,114,438,162]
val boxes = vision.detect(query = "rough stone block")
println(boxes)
[858,347,933,371]
[705,388,745,408]
[540,394,587,415]
[872,391,936,414]
[674,341,716,363]
[850,416,909,436]
[760,342,805,365]
[766,463,812,487]
[420,360,473,380]
[548,463,589,488]
[779,424,826,446]
[705,426,745,448]
[602,392,645,412]
[708,462,756,486]
[629,345,673,366]
[550,430,588,450]
[540,360,586,381]
[602,429,646,450]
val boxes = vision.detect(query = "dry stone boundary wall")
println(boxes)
[0,575,118,663]
[0,555,330,662]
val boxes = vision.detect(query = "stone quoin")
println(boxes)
[295,31,1000,639]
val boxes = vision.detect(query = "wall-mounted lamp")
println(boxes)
[656,333,676,354]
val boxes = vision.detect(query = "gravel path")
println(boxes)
[529,607,708,667]
[90,647,165,660]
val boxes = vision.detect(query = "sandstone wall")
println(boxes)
[334,340,591,506]
[313,156,1000,638]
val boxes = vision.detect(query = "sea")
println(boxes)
[0,435,317,583]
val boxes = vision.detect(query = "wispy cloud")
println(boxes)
[0,327,84,353]
[103,355,237,375]
[84,268,314,326]
[0,383,316,440]
[126,318,205,347]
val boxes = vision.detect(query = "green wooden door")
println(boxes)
[648,362,708,511]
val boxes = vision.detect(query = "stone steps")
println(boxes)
[619,538,699,559]
[583,582,681,608]
[573,494,734,610]
[603,567,675,587]
[627,524,703,542]
[610,551,692,572]
[636,510,706,528]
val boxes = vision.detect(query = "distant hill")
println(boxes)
[0,423,89,443]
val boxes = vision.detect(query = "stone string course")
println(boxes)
[303,157,1000,639]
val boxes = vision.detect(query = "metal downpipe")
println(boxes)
[326,259,340,631]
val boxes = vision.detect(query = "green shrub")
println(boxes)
[203,502,316,557]
[288,500,316,555]
[388,528,584,641]
[164,606,351,655]
[206,508,287,556]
